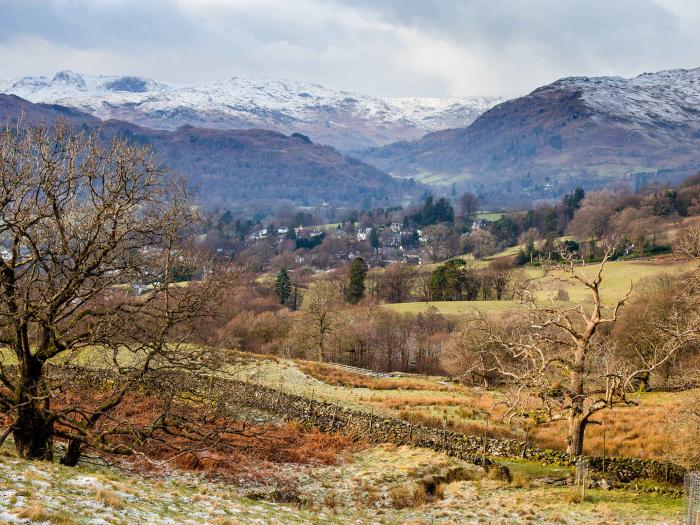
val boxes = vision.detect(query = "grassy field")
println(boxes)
[538,256,696,304]
[384,256,697,316]
[475,211,505,222]
[384,299,519,316]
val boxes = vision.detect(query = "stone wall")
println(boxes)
[44,365,688,485]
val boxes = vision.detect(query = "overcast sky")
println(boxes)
[1,0,699,97]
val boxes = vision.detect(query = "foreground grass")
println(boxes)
[0,448,341,525]
[0,442,682,525]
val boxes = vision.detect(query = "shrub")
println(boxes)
[555,287,570,301]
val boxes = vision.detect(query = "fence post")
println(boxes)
[308,390,315,415]
[442,414,447,449]
[575,458,589,502]
[602,430,606,473]
[686,472,700,525]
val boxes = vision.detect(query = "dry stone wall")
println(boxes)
[45,365,687,485]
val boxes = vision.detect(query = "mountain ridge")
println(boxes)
[0,93,420,211]
[358,66,700,204]
[2,71,504,151]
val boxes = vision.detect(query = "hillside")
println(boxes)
[359,67,700,204]
[0,93,99,127]
[2,71,503,151]
[0,94,421,210]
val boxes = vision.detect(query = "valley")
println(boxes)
[2,15,700,523]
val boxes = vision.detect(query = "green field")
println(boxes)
[545,257,696,304]
[474,211,505,222]
[386,257,697,316]
[384,299,518,316]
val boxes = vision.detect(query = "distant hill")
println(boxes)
[2,71,503,151]
[0,93,99,126]
[359,67,700,205]
[0,94,421,210]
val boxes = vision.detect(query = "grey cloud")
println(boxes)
[0,0,198,48]
[0,0,697,97]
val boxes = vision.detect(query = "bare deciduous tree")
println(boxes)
[443,313,523,388]
[455,246,695,456]
[379,262,416,303]
[463,229,497,259]
[0,121,234,463]
[673,222,700,258]
[611,273,700,388]
[459,192,479,223]
[296,280,343,362]
[422,224,460,262]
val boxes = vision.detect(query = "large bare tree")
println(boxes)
[0,121,232,462]
[452,246,695,456]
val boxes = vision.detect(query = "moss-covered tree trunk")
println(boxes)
[12,356,53,460]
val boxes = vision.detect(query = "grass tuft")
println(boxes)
[16,502,75,524]
[94,487,125,508]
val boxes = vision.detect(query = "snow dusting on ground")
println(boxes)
[0,444,683,524]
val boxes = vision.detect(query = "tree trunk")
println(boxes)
[60,439,82,466]
[566,413,586,456]
[13,407,54,460]
[567,343,587,456]
[12,357,54,460]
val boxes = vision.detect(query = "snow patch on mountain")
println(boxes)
[541,67,700,127]
[2,71,504,149]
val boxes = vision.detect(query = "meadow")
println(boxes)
[384,256,697,315]
[240,355,693,462]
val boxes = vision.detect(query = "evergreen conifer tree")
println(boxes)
[345,257,367,304]
[275,267,292,305]
[370,228,380,250]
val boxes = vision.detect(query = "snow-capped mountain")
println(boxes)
[360,67,700,204]
[2,71,503,150]
[0,92,424,210]
[546,68,700,128]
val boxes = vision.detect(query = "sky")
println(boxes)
[1,0,699,98]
